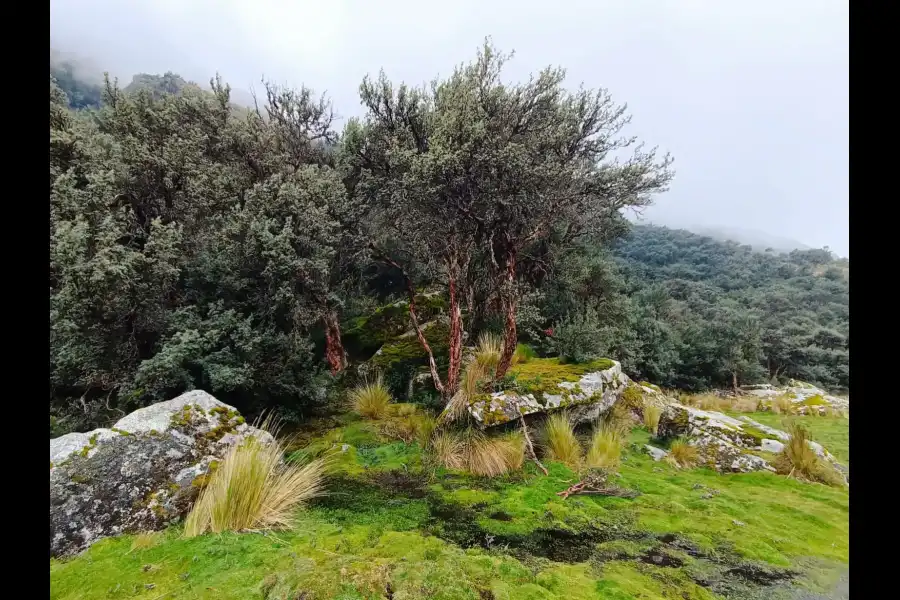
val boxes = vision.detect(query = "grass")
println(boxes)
[52,421,850,600]
[474,332,503,370]
[642,405,662,435]
[773,422,845,487]
[585,423,624,469]
[541,412,582,467]
[184,436,326,536]
[725,411,849,464]
[350,375,393,419]
[430,428,525,476]
[514,342,537,363]
[666,438,699,469]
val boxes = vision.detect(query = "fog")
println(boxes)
[50,0,849,256]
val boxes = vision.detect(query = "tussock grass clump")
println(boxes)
[772,394,796,415]
[585,424,624,469]
[643,405,662,435]
[474,332,503,370]
[127,532,161,553]
[430,428,525,476]
[774,422,845,486]
[666,438,699,469]
[513,343,537,364]
[441,359,488,425]
[184,435,326,537]
[350,376,392,420]
[541,412,582,467]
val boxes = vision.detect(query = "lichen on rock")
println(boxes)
[49,390,270,558]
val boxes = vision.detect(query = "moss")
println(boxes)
[510,357,615,397]
[621,383,644,410]
[367,320,451,383]
[343,293,449,359]
[110,428,131,436]
[801,394,827,406]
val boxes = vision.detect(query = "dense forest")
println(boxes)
[49,45,848,437]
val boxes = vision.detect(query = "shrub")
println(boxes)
[666,438,699,469]
[643,405,662,435]
[184,435,326,537]
[541,412,582,467]
[585,424,624,469]
[552,309,604,364]
[350,376,393,419]
[773,422,844,486]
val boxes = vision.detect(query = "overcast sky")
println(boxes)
[50,0,849,256]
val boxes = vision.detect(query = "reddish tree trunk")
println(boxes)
[495,248,518,379]
[446,256,463,399]
[324,311,347,374]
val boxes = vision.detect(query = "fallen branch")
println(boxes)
[519,414,548,476]
[556,470,640,499]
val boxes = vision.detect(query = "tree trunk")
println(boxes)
[446,255,463,399]
[324,311,347,374]
[495,247,518,379]
[732,371,739,395]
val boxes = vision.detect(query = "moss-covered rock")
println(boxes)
[343,293,448,360]
[361,319,451,397]
[468,358,627,427]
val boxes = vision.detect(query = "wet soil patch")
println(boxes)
[368,471,429,498]
[726,563,798,586]
[640,548,685,568]
[488,511,513,521]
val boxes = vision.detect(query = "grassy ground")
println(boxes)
[726,412,849,465]
[50,413,849,600]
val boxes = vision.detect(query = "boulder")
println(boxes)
[49,391,271,558]
[467,360,629,427]
[740,380,849,415]
[656,403,780,473]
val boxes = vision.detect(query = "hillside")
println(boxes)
[604,226,848,392]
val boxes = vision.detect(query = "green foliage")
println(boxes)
[553,308,605,364]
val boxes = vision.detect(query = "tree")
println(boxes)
[347,40,673,399]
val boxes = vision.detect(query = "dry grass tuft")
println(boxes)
[430,428,524,476]
[773,422,844,486]
[441,360,488,425]
[350,376,392,420]
[585,424,624,470]
[474,332,503,370]
[184,433,326,537]
[643,405,662,435]
[128,532,162,553]
[731,397,761,413]
[380,412,436,447]
[771,395,796,415]
[541,412,582,467]
[666,438,699,469]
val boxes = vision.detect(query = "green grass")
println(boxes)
[51,418,849,600]
[726,411,849,464]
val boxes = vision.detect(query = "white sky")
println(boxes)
[50,0,849,256]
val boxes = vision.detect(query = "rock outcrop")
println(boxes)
[656,404,778,473]
[468,359,628,427]
[656,403,845,475]
[740,381,849,415]
[49,391,270,558]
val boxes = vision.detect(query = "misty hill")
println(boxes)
[686,225,812,254]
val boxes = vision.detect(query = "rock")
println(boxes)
[732,520,746,527]
[49,391,270,558]
[740,380,849,415]
[761,438,786,453]
[656,403,781,473]
[644,445,669,461]
[467,360,628,427]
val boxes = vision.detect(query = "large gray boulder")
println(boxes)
[49,391,271,558]
[467,360,629,427]
[740,380,849,415]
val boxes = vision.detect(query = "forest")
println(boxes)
[49,43,849,437]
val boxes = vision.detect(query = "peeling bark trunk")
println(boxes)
[495,247,518,379]
[324,311,347,374]
[732,371,739,395]
[446,255,463,399]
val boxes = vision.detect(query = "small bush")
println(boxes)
[643,405,662,435]
[541,412,582,467]
[351,376,393,420]
[585,424,624,469]
[773,422,844,486]
[184,435,326,537]
[666,438,699,469]
[552,309,604,364]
